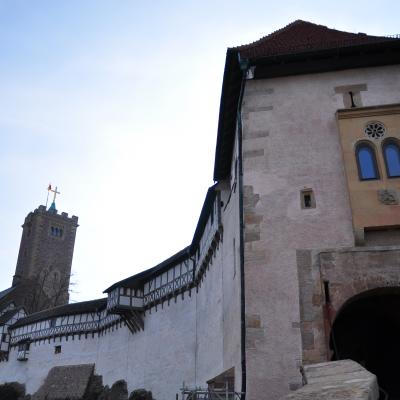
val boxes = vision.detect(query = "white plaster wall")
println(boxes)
[0,186,242,399]
[3,332,102,394]
[138,295,197,399]
[196,249,224,383]
[1,299,196,398]
[241,64,400,400]
[220,136,243,392]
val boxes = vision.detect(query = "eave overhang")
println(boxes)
[213,40,400,181]
[105,184,220,294]
[12,298,107,328]
[190,184,218,251]
[104,247,190,293]
[213,48,242,182]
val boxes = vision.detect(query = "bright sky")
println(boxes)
[0,0,399,302]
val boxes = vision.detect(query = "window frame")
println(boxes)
[355,141,380,181]
[382,138,400,179]
[300,189,316,209]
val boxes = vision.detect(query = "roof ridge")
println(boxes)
[26,298,107,318]
[104,245,191,293]
[12,298,108,328]
[230,20,304,51]
[231,20,393,55]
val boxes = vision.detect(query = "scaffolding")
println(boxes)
[180,383,244,400]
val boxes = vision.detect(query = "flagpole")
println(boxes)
[46,184,51,208]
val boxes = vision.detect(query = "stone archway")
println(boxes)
[297,247,400,368]
[330,287,400,399]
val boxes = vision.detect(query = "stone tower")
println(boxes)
[12,204,79,313]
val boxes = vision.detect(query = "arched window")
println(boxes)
[355,142,379,180]
[383,139,400,178]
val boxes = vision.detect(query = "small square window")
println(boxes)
[55,345,61,354]
[301,189,316,209]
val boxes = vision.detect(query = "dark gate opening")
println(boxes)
[330,288,400,399]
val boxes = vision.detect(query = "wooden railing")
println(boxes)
[143,271,193,306]
[10,313,119,345]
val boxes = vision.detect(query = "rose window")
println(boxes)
[364,121,386,139]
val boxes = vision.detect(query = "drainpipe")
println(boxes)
[237,52,249,400]
[191,251,199,386]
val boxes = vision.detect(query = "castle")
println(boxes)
[0,20,400,400]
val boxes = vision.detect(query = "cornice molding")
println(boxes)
[337,103,400,120]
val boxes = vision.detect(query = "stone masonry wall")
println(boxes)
[298,246,400,365]
[13,206,78,312]
[241,64,400,400]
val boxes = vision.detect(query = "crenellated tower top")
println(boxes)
[12,195,79,313]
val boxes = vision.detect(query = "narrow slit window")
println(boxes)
[355,143,379,180]
[349,91,356,108]
[323,281,331,304]
[54,345,61,354]
[383,140,400,178]
[301,190,316,209]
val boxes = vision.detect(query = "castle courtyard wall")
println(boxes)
[3,293,205,398]
[219,135,243,392]
[241,65,400,400]
[0,182,242,399]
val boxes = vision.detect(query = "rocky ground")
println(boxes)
[0,364,154,400]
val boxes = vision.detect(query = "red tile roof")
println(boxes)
[213,21,400,181]
[234,20,398,59]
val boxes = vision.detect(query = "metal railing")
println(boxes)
[180,386,243,400]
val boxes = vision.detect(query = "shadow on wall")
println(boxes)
[330,287,400,399]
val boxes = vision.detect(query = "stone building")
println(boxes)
[0,203,78,314]
[0,20,400,400]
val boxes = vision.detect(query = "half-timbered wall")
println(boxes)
[0,176,242,399]
[107,287,144,311]
[195,193,222,279]
[0,303,16,316]
[143,258,194,306]
[0,308,26,357]
[106,191,223,313]
[10,310,120,345]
